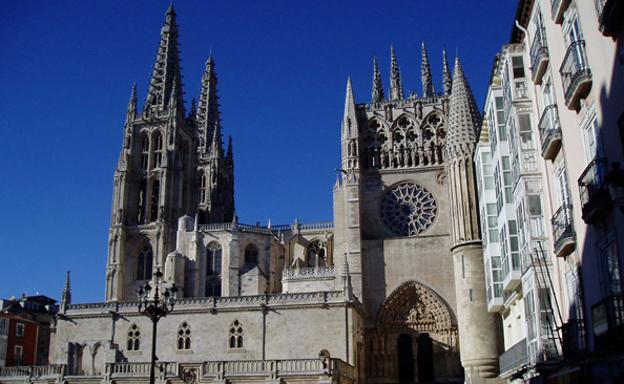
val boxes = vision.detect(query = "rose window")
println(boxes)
[381,183,437,236]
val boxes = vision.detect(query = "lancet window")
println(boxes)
[200,171,208,204]
[126,324,141,351]
[136,242,153,281]
[229,320,244,348]
[153,131,164,168]
[150,180,160,221]
[205,242,222,297]
[177,322,191,350]
[141,135,149,170]
[137,180,147,224]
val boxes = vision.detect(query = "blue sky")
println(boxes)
[0,0,517,303]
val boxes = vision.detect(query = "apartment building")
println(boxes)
[477,0,624,382]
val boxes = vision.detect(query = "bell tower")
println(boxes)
[106,5,196,302]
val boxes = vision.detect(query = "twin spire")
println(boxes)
[370,44,453,103]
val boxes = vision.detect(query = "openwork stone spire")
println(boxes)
[389,45,403,101]
[371,57,384,103]
[197,54,221,152]
[445,56,481,154]
[60,271,71,312]
[143,5,184,116]
[442,49,452,96]
[421,42,435,98]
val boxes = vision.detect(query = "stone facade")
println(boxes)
[0,5,502,384]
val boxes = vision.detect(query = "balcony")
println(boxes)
[500,338,528,375]
[578,157,611,223]
[551,204,576,257]
[596,0,624,37]
[559,40,592,111]
[530,28,549,84]
[561,319,586,360]
[592,295,624,352]
[512,79,529,101]
[539,105,562,161]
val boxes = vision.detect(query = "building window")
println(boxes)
[512,56,525,79]
[150,179,160,221]
[306,240,328,267]
[229,320,244,349]
[518,114,534,150]
[137,180,147,224]
[0,340,6,361]
[200,171,207,204]
[206,242,222,297]
[502,156,514,203]
[244,244,259,265]
[14,345,23,364]
[15,323,24,338]
[599,232,622,296]
[0,318,6,334]
[582,112,600,163]
[177,322,191,350]
[486,203,499,243]
[141,134,149,170]
[127,324,141,351]
[481,152,495,190]
[136,242,153,281]
[153,131,164,168]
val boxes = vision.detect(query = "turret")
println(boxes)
[445,56,499,383]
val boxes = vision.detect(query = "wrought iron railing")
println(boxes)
[499,338,528,374]
[538,105,561,154]
[551,204,575,255]
[578,157,610,222]
[559,40,592,107]
[530,27,549,80]
[561,319,586,359]
[592,295,624,336]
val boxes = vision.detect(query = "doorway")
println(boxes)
[417,333,435,382]
[397,333,414,383]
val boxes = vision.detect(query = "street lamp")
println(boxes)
[137,268,178,384]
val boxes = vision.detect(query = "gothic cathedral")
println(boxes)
[50,7,500,384]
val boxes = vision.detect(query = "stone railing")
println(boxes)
[282,266,335,278]
[0,364,65,378]
[203,358,354,380]
[106,361,178,378]
[197,221,333,235]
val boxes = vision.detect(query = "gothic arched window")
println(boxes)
[153,131,164,168]
[150,180,160,221]
[205,242,222,297]
[200,171,207,204]
[229,320,244,349]
[177,322,191,350]
[126,324,141,351]
[141,135,149,170]
[244,244,259,265]
[306,240,328,267]
[136,242,153,280]
[137,180,147,224]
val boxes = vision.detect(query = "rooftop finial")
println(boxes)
[371,57,384,103]
[389,45,403,101]
[442,49,452,96]
[421,42,434,98]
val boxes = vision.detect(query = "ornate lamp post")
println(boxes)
[137,268,178,384]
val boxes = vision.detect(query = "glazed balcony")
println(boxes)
[530,27,549,84]
[539,105,562,161]
[592,295,624,352]
[578,157,611,223]
[551,0,570,23]
[499,338,528,375]
[596,0,624,37]
[551,204,576,257]
[561,319,586,360]
[559,40,592,111]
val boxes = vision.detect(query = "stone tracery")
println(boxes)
[381,183,437,236]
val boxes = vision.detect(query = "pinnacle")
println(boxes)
[442,49,452,96]
[421,42,434,98]
[389,45,403,101]
[445,55,481,153]
[343,76,356,122]
[166,3,175,16]
[372,57,384,103]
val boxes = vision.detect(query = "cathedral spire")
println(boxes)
[442,49,452,96]
[342,77,357,139]
[60,271,71,313]
[143,5,183,116]
[125,83,137,124]
[389,45,403,101]
[197,54,221,152]
[371,57,384,103]
[421,42,435,98]
[226,135,234,165]
[445,56,481,155]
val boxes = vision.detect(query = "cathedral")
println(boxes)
[45,6,500,384]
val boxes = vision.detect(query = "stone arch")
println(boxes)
[367,280,461,382]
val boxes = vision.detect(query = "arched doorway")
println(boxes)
[368,280,462,383]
